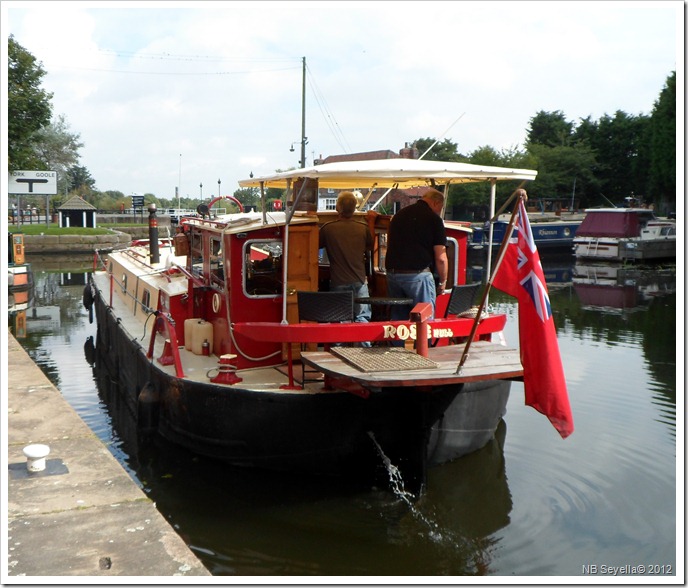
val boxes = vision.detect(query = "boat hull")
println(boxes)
[471,219,580,251]
[573,237,676,261]
[92,280,510,492]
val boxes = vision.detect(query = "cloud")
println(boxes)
[4,1,679,199]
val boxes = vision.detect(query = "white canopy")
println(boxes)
[238,158,537,190]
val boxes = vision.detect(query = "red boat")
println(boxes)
[88,158,536,494]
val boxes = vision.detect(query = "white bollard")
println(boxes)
[23,444,50,472]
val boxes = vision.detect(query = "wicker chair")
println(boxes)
[296,290,354,384]
[444,282,481,317]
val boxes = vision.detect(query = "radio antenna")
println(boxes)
[418,112,466,160]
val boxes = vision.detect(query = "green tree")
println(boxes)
[443,145,537,218]
[592,111,649,202]
[526,110,574,147]
[233,187,260,211]
[527,143,599,207]
[67,165,97,200]
[412,138,462,161]
[8,35,54,169]
[647,71,676,213]
[31,114,84,194]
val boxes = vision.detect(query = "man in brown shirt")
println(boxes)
[319,191,373,322]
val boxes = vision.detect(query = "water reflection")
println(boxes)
[7,257,677,577]
[89,314,514,575]
[573,263,676,314]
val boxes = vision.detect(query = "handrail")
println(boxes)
[146,311,185,378]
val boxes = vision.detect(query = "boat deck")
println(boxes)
[302,341,523,389]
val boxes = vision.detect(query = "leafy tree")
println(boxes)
[593,111,649,202]
[526,110,574,147]
[67,165,97,200]
[31,114,83,194]
[647,71,675,212]
[443,145,537,219]
[233,187,260,210]
[8,35,54,169]
[412,138,462,161]
[527,143,599,207]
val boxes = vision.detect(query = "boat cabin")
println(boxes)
[153,208,471,371]
[576,208,658,238]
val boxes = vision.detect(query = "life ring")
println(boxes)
[208,195,244,213]
[212,292,221,313]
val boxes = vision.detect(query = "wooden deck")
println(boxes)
[301,341,523,388]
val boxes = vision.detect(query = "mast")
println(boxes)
[300,56,306,168]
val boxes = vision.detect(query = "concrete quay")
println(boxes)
[5,333,211,578]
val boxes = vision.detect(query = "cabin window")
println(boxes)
[210,236,225,288]
[189,229,203,279]
[445,237,459,287]
[141,289,151,311]
[243,239,283,297]
[121,274,127,294]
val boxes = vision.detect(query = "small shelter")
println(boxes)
[58,196,97,228]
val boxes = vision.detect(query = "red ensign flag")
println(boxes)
[492,200,574,438]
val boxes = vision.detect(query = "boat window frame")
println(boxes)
[445,236,459,287]
[209,234,225,290]
[189,228,204,281]
[242,238,283,299]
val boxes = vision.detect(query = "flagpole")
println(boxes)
[490,180,526,222]
[455,189,527,374]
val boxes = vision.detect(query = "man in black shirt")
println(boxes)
[385,188,448,322]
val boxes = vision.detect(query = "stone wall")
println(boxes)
[20,223,176,254]
[22,230,132,254]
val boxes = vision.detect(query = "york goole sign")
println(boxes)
[9,170,58,195]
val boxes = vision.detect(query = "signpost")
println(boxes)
[9,170,58,195]
[131,194,145,222]
[8,170,58,226]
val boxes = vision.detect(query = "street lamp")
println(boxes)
[218,178,221,197]
[289,137,308,168]
[200,182,203,200]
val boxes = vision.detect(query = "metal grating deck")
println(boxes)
[330,347,439,373]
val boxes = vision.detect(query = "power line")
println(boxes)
[306,63,351,154]
[50,64,299,76]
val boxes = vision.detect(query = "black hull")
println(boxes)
[93,285,509,494]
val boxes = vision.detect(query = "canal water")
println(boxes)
[7,255,679,579]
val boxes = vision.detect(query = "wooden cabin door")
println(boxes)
[285,222,319,324]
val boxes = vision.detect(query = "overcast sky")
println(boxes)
[3,1,681,202]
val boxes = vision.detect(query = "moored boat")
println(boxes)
[471,213,582,252]
[88,158,538,494]
[572,208,676,261]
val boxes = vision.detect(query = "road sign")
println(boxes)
[9,170,58,195]
[132,195,145,208]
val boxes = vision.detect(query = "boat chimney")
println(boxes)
[148,203,160,264]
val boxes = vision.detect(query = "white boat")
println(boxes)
[573,208,676,261]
